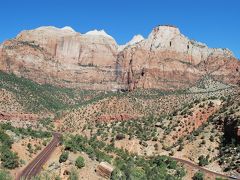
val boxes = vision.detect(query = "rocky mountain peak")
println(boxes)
[144,25,183,50]
[128,34,144,45]
[151,25,181,36]
[16,26,78,41]
[148,25,181,42]
[84,29,114,39]
[61,26,76,32]
[118,34,144,51]
[0,25,239,91]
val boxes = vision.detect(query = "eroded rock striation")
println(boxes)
[0,25,239,90]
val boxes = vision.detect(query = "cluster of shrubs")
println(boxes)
[0,122,52,170]
[0,70,100,113]
[0,129,19,169]
[94,116,159,145]
[0,123,51,139]
[210,95,240,172]
[64,134,186,180]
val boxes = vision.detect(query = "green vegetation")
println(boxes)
[211,95,240,172]
[192,171,204,180]
[0,123,51,139]
[64,134,186,180]
[110,168,126,180]
[94,116,160,144]
[69,168,79,180]
[0,130,19,169]
[215,178,228,180]
[0,71,100,113]
[0,170,12,180]
[1,149,19,169]
[31,172,51,180]
[75,156,85,169]
[39,117,54,131]
[59,151,69,163]
[0,70,238,178]
[0,122,51,170]
[198,155,209,166]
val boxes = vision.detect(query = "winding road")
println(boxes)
[17,132,61,180]
[16,132,239,180]
[171,157,239,180]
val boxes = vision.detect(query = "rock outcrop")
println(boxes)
[0,25,239,91]
[97,114,138,122]
[0,26,119,90]
[117,25,239,90]
[96,162,114,178]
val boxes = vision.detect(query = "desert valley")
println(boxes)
[0,24,239,180]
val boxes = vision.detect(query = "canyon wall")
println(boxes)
[0,25,239,90]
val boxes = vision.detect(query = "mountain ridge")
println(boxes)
[13,25,237,55]
[0,25,239,91]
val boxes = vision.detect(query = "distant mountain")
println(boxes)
[0,25,239,90]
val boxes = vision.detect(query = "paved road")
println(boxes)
[17,132,61,180]
[171,157,239,180]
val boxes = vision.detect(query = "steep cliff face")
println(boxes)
[118,25,240,90]
[0,26,119,90]
[0,25,239,90]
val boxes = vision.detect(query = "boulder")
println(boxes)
[96,162,114,178]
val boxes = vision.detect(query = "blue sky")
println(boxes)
[0,0,239,58]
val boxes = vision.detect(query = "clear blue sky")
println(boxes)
[0,0,239,58]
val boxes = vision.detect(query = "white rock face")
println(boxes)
[1,25,238,91]
[16,26,118,67]
[118,34,144,51]
[127,25,234,64]
[16,26,78,56]
[84,29,114,39]
[130,35,144,44]
[16,25,233,65]
[61,26,76,32]
[145,25,182,49]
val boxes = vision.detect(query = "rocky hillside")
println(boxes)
[57,78,239,177]
[0,70,104,116]
[0,25,239,91]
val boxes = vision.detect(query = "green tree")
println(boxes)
[69,168,79,180]
[198,155,209,166]
[75,156,85,169]
[177,143,184,151]
[0,130,13,147]
[111,168,126,180]
[192,171,204,180]
[168,159,177,169]
[0,170,12,180]
[215,178,228,180]
[59,151,69,163]
[146,166,168,180]
[128,167,146,180]
[1,149,19,169]
[209,135,214,142]
[55,176,61,180]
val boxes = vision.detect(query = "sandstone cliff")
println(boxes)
[0,25,239,90]
[118,25,239,90]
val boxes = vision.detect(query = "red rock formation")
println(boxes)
[118,26,240,90]
[0,112,38,121]
[97,114,138,122]
[0,25,239,91]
